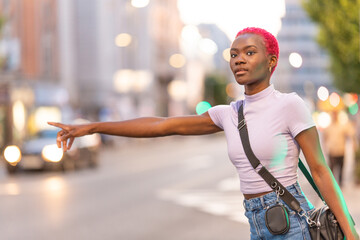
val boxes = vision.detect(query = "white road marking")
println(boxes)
[157,177,247,224]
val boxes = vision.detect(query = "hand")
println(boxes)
[47,122,90,152]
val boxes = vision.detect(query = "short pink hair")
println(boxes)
[235,27,279,74]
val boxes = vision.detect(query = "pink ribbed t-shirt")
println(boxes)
[208,85,315,194]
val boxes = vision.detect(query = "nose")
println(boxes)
[234,54,246,65]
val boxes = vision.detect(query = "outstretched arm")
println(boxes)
[295,127,359,240]
[48,112,222,151]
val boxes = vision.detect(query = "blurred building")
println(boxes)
[0,0,65,146]
[0,0,184,146]
[58,0,183,118]
[273,0,333,99]
[197,23,232,74]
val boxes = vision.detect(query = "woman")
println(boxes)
[49,27,358,239]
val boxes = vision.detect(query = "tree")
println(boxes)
[204,73,229,105]
[302,0,360,93]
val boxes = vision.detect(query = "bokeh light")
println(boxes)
[344,93,358,106]
[222,48,230,62]
[131,0,149,8]
[329,92,340,107]
[4,145,21,164]
[35,107,61,130]
[181,25,201,42]
[317,86,329,101]
[349,103,359,115]
[132,70,153,92]
[226,83,239,98]
[198,38,218,55]
[289,52,303,68]
[115,33,132,47]
[168,80,187,101]
[317,112,331,129]
[42,144,64,162]
[13,100,26,132]
[169,54,186,68]
[113,69,133,93]
[196,101,212,115]
[113,70,152,93]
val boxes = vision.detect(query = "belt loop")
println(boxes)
[294,182,302,195]
[260,196,265,208]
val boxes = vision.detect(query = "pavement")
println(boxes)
[339,184,360,231]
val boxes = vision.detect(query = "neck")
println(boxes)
[244,81,270,95]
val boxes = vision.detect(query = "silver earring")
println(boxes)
[269,67,272,73]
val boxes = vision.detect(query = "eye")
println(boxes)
[246,51,255,56]
[230,53,237,58]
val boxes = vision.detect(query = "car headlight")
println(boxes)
[4,145,22,165]
[42,144,64,162]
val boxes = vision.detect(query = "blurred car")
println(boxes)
[3,124,101,174]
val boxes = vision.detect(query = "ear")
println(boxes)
[268,55,278,68]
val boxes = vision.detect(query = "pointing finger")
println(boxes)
[48,122,68,130]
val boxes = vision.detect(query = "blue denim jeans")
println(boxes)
[243,182,314,240]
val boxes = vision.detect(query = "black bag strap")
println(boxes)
[238,103,302,212]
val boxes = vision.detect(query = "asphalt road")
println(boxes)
[0,134,253,240]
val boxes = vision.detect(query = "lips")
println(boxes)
[234,68,248,75]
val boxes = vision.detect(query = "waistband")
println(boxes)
[243,182,303,211]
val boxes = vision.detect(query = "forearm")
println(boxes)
[49,113,222,150]
[88,114,221,138]
[89,117,169,138]
[311,164,357,238]
[296,127,358,239]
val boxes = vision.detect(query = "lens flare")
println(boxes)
[270,134,288,169]
[349,103,359,115]
[196,101,212,115]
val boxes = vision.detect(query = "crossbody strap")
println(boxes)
[238,103,302,212]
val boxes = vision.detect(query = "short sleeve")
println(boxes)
[207,105,229,130]
[285,94,315,137]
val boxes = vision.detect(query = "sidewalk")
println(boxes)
[341,185,360,231]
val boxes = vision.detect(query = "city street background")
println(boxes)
[0,0,359,239]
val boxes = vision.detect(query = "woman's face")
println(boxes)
[230,33,276,93]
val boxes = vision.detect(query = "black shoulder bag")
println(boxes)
[238,103,348,239]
